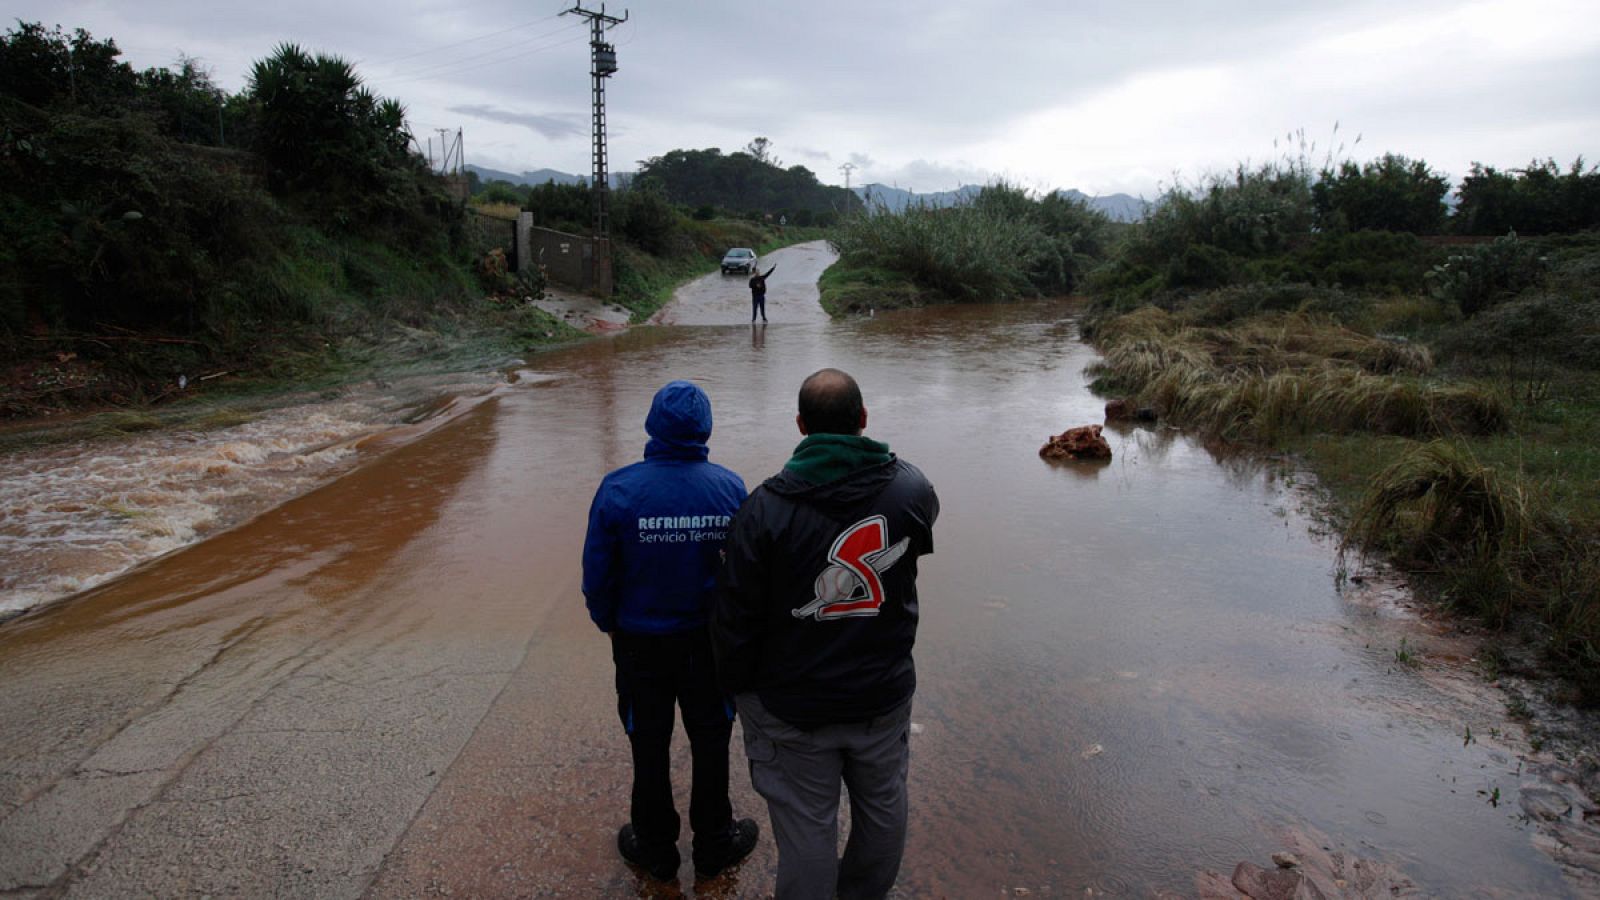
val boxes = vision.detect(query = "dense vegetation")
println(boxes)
[1078,153,1600,705]
[0,22,583,418]
[820,182,1115,313]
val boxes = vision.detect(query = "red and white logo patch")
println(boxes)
[792,514,911,621]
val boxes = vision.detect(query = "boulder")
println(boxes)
[1040,424,1112,461]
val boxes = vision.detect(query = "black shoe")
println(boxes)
[618,823,679,881]
[693,817,759,878]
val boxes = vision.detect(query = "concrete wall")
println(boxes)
[513,215,613,296]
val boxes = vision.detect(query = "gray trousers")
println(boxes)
[736,692,912,900]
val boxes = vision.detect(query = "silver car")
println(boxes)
[721,247,758,275]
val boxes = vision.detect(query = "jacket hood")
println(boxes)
[644,380,712,460]
[766,452,900,511]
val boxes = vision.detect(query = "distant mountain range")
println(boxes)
[466,164,629,188]
[467,164,1148,222]
[856,183,1148,222]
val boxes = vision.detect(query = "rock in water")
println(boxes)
[1040,424,1112,461]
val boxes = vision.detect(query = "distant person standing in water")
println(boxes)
[749,265,776,322]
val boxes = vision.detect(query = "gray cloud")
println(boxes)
[874,159,993,193]
[448,105,583,140]
[14,0,1599,195]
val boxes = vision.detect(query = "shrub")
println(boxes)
[830,200,1044,301]
[1312,154,1450,234]
[1435,292,1600,371]
[1135,162,1315,264]
[1425,232,1547,316]
[1292,230,1441,294]
[1165,243,1236,289]
[613,187,690,257]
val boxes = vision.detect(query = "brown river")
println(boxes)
[1,242,1594,897]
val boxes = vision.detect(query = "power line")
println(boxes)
[360,10,567,68]
[368,21,586,85]
[372,27,587,87]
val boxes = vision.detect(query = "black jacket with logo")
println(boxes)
[713,455,938,728]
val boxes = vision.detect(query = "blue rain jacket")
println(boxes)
[582,381,748,635]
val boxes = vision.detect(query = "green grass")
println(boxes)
[818,258,935,316]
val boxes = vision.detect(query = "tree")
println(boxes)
[745,136,779,167]
[1312,154,1449,234]
[1454,158,1600,235]
[136,56,228,145]
[635,146,859,215]
[247,43,412,196]
[0,22,135,112]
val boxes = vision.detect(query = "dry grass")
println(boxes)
[469,201,522,221]
[1088,313,1504,441]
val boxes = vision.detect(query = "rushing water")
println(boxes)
[0,371,507,619]
[0,258,1589,896]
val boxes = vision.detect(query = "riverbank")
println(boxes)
[1082,281,1600,707]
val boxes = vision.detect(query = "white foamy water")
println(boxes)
[0,371,506,619]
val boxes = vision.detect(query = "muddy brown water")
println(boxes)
[0,245,1585,896]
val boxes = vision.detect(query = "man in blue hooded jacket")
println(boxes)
[582,380,760,882]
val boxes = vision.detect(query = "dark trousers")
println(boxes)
[751,294,767,321]
[612,628,735,858]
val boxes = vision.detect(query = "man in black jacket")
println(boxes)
[713,368,939,900]
[748,265,776,322]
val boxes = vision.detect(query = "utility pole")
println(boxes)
[435,128,453,173]
[839,162,857,193]
[563,3,627,244]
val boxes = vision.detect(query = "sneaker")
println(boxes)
[693,817,759,878]
[617,823,679,881]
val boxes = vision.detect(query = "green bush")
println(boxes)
[1134,162,1315,264]
[613,187,689,257]
[1292,230,1441,294]
[830,181,1111,303]
[1312,154,1449,234]
[1435,292,1600,371]
[1166,243,1236,289]
[1425,232,1547,316]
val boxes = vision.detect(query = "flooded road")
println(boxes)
[650,241,834,326]
[1,274,1593,896]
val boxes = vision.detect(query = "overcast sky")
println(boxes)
[11,0,1598,198]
